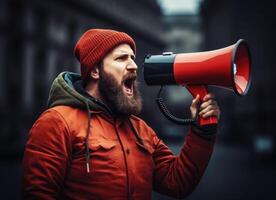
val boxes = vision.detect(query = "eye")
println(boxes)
[116,55,128,61]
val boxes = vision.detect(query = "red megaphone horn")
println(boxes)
[143,39,251,126]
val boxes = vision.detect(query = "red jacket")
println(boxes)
[22,72,215,200]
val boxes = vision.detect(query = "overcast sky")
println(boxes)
[156,0,203,15]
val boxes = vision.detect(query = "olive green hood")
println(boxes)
[47,71,111,114]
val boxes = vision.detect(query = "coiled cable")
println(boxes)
[156,86,199,127]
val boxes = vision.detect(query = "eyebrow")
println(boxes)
[114,52,135,59]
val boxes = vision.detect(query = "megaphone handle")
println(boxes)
[186,85,218,126]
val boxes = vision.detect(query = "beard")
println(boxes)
[98,69,143,116]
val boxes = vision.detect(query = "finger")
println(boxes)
[200,99,218,110]
[199,104,217,115]
[202,109,221,119]
[203,93,215,101]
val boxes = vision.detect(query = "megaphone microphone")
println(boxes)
[143,39,251,127]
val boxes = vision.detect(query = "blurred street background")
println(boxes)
[0,0,275,199]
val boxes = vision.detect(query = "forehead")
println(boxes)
[111,43,134,55]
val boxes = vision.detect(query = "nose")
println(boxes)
[126,60,138,72]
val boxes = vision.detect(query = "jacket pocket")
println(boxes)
[89,139,116,151]
[70,137,120,182]
[88,138,121,170]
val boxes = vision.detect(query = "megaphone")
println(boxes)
[143,39,251,126]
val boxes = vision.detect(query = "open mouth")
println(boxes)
[123,75,136,96]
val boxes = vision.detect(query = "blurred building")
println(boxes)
[200,0,276,158]
[164,14,202,53]
[0,0,165,158]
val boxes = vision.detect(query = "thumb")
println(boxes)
[190,94,201,119]
[191,94,200,108]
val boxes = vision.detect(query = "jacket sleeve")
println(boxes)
[152,128,215,199]
[22,109,72,199]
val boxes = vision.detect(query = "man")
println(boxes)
[22,29,220,200]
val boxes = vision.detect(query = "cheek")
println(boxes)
[103,64,125,84]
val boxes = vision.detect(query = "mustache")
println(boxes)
[121,73,137,84]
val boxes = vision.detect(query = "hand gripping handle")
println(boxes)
[186,85,218,126]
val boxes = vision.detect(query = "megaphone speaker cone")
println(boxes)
[232,39,251,96]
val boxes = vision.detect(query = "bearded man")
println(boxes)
[22,29,220,200]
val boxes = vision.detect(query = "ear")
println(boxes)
[90,66,100,80]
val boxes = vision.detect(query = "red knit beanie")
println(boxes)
[74,28,136,81]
